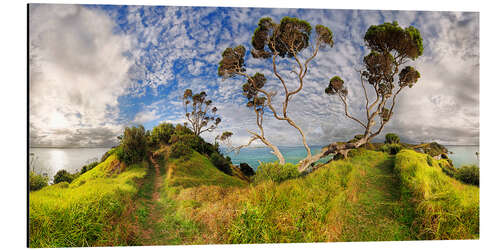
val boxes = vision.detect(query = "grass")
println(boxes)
[29,154,147,247]
[394,149,479,240]
[227,149,412,243]
[166,151,246,188]
[29,147,480,246]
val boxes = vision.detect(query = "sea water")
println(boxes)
[225,145,480,170]
[29,147,110,180]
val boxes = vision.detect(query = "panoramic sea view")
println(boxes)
[29,145,480,180]
[29,147,110,181]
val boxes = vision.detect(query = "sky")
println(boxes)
[28,3,479,147]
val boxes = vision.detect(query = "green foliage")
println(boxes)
[325,76,346,96]
[29,155,147,247]
[53,169,78,184]
[253,162,300,183]
[167,151,245,188]
[117,125,148,165]
[229,150,413,243]
[394,150,479,239]
[239,163,255,177]
[29,171,48,191]
[364,21,423,59]
[209,152,232,175]
[456,165,479,186]
[151,122,175,145]
[385,133,400,144]
[381,143,402,155]
[80,162,99,175]
[170,142,193,159]
[183,90,221,136]
[218,45,246,79]
[438,159,458,177]
[426,155,434,167]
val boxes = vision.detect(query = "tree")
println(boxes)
[151,122,175,145]
[385,133,400,144]
[218,17,334,168]
[183,89,221,136]
[308,21,423,169]
[117,125,148,165]
[215,131,233,149]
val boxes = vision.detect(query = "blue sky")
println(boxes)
[29,4,479,147]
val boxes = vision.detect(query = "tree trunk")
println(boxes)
[298,136,369,173]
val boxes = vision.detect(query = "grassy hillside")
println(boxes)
[29,154,147,247]
[29,146,480,246]
[165,150,246,188]
[394,149,479,239]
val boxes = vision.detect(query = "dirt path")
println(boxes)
[150,156,162,202]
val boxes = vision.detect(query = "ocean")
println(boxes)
[29,147,110,180]
[225,145,480,170]
[28,145,479,179]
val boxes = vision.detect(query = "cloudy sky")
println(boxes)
[28,4,479,147]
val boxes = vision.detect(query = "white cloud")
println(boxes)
[29,4,133,146]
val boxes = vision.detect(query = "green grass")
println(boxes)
[394,149,479,240]
[29,154,147,247]
[166,151,246,188]
[228,149,412,243]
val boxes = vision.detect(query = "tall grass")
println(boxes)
[394,149,479,239]
[29,154,147,247]
[227,150,412,243]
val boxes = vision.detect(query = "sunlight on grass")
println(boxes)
[29,154,147,247]
[394,149,479,239]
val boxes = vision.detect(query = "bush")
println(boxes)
[456,165,479,186]
[151,122,175,145]
[385,133,400,144]
[239,163,255,177]
[117,125,148,165]
[53,169,77,184]
[80,162,99,175]
[29,171,48,191]
[210,152,232,175]
[170,142,193,159]
[253,162,300,183]
[381,143,402,155]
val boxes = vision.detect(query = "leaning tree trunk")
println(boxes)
[298,136,370,173]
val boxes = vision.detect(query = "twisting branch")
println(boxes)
[308,21,424,173]
[218,17,334,170]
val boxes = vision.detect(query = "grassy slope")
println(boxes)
[29,154,147,247]
[166,151,246,188]
[227,150,412,243]
[394,149,479,239]
[29,148,479,246]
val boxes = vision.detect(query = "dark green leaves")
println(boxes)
[218,45,246,79]
[251,17,332,59]
[398,66,421,88]
[325,76,347,96]
[364,21,423,60]
[243,73,267,110]
[315,24,334,48]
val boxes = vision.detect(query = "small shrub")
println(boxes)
[170,142,193,159]
[381,143,402,155]
[151,122,175,145]
[456,165,479,186]
[253,162,300,183]
[439,160,458,177]
[29,171,48,191]
[239,163,255,177]
[117,125,148,165]
[210,152,232,175]
[426,155,434,167]
[53,169,77,184]
[80,162,99,175]
[385,133,400,144]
